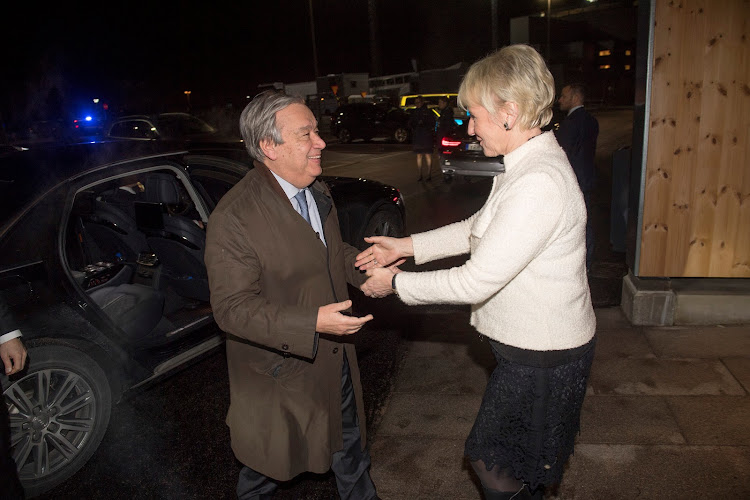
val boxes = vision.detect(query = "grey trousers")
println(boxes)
[237,352,377,500]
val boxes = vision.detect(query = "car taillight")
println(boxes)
[441,137,461,147]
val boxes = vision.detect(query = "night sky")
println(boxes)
[3,0,623,126]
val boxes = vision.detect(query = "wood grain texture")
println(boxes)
[640,0,749,277]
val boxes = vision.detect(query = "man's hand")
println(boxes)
[316,300,373,336]
[1,337,27,376]
[355,236,413,271]
[361,268,399,298]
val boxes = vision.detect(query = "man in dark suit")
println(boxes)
[435,95,456,145]
[555,83,599,272]
[204,91,378,499]
[1,297,27,499]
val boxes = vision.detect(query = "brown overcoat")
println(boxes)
[204,161,367,481]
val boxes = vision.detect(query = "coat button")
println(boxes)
[282,344,289,351]
[332,347,339,354]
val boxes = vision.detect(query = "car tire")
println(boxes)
[357,207,405,251]
[393,127,409,144]
[338,129,352,143]
[443,173,454,184]
[2,345,112,497]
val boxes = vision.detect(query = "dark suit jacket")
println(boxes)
[0,298,19,337]
[554,107,599,193]
[436,105,455,141]
[204,161,368,481]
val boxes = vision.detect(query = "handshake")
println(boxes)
[354,236,412,299]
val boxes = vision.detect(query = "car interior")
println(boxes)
[65,168,212,346]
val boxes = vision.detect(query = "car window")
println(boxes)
[157,115,216,137]
[107,122,127,137]
[187,156,250,207]
[110,120,156,139]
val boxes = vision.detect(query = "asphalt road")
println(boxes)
[39,108,633,499]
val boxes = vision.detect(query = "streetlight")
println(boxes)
[184,90,192,110]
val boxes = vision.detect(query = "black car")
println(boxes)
[104,113,233,142]
[0,141,405,496]
[437,121,505,182]
[330,103,410,144]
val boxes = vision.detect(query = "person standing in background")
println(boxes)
[434,95,456,147]
[555,83,599,272]
[408,96,436,181]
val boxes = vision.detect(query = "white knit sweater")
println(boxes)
[397,131,596,351]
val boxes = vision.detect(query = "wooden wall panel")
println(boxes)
[640,0,750,277]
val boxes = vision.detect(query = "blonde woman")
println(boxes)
[357,45,596,499]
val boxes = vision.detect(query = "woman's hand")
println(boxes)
[355,236,413,270]
[361,267,399,298]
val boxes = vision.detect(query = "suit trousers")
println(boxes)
[236,351,377,500]
[1,380,25,499]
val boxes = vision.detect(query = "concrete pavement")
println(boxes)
[368,305,750,499]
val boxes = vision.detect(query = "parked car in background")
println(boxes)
[437,121,504,182]
[330,103,410,143]
[104,113,231,142]
[0,140,405,496]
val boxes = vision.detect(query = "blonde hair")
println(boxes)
[458,44,555,130]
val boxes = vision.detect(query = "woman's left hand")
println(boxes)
[361,267,399,298]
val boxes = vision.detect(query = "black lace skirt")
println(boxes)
[465,336,596,490]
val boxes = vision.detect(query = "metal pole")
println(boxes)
[546,0,551,62]
[308,0,320,78]
[368,0,382,76]
[491,0,499,50]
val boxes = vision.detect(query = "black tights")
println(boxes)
[470,459,543,500]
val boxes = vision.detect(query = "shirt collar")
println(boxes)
[269,170,304,201]
[567,105,584,116]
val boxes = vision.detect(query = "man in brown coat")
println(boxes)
[204,90,378,499]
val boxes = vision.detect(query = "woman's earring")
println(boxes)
[503,122,509,130]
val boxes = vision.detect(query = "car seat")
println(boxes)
[83,198,150,263]
[137,172,209,302]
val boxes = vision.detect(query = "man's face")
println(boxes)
[558,86,575,111]
[268,103,326,188]
[438,99,448,110]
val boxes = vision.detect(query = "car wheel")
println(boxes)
[2,345,112,496]
[358,207,405,250]
[443,172,454,184]
[393,127,409,144]
[338,129,352,143]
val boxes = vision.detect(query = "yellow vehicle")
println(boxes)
[399,93,458,112]
[399,93,465,124]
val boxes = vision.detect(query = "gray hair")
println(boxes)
[239,90,305,161]
[458,44,555,130]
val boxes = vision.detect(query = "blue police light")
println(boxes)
[85,116,93,121]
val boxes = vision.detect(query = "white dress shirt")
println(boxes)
[0,330,22,344]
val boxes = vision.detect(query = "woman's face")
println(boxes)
[467,105,507,157]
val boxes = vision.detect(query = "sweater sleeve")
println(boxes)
[411,212,477,265]
[397,172,563,305]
